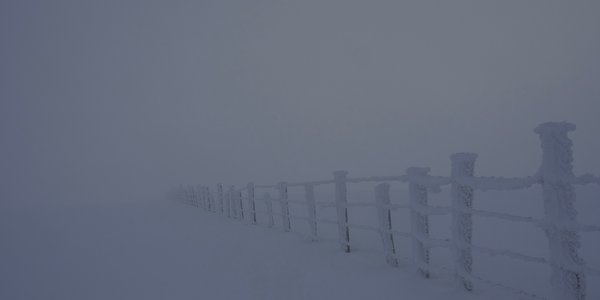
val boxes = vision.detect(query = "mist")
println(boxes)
[2,0,600,204]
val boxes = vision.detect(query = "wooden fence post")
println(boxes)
[203,186,208,211]
[210,187,215,212]
[304,184,318,240]
[192,185,199,207]
[334,171,350,253]
[225,191,231,217]
[198,185,203,208]
[265,193,274,228]
[451,153,477,291]
[237,190,244,220]
[231,186,239,219]
[186,185,194,207]
[185,185,191,206]
[200,186,205,210]
[535,122,586,300]
[201,185,208,210]
[228,186,235,218]
[182,185,188,205]
[277,182,291,232]
[375,183,398,267]
[210,187,217,213]
[207,186,214,212]
[217,184,224,215]
[407,167,431,278]
[248,183,256,224]
[201,185,208,211]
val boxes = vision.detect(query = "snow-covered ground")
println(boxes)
[0,198,498,300]
[1,186,598,300]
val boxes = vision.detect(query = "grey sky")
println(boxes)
[2,0,599,202]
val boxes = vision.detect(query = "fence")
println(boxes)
[170,122,600,300]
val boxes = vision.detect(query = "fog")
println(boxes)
[2,0,600,203]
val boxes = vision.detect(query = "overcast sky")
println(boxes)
[2,0,599,202]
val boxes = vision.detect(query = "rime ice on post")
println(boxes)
[407,167,431,278]
[535,122,586,300]
[450,152,477,291]
[185,185,192,206]
[197,185,203,210]
[225,191,231,218]
[199,186,204,208]
[203,186,210,211]
[210,187,216,213]
[304,184,318,240]
[248,183,257,224]
[206,186,213,212]
[277,182,291,232]
[184,185,190,206]
[375,183,398,267]
[217,184,224,215]
[200,187,204,209]
[334,171,350,253]
[210,187,215,212]
[190,185,198,207]
[231,190,238,218]
[228,186,236,218]
[200,186,205,210]
[265,193,274,228]
[237,191,244,220]
[201,185,208,210]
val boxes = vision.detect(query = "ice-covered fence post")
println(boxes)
[199,186,205,210]
[535,122,586,300]
[210,187,217,213]
[198,186,204,208]
[225,190,231,218]
[211,187,217,213]
[190,185,198,207]
[192,185,199,208]
[185,185,193,206]
[265,193,274,228]
[184,185,190,206]
[202,185,208,210]
[209,187,215,212]
[451,153,477,291]
[199,186,204,208]
[375,183,398,267]
[334,171,350,253]
[247,183,257,224]
[237,190,244,220]
[304,184,318,240]
[408,167,431,278]
[203,185,210,211]
[217,184,224,215]
[276,182,291,232]
[233,189,240,219]
[198,185,203,208]
[228,186,236,218]
[206,186,214,212]
[185,186,191,206]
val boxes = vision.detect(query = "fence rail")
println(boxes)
[169,122,599,300]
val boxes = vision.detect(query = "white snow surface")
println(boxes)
[0,197,540,300]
